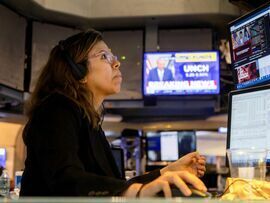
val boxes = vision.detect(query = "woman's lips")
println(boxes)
[114,74,122,79]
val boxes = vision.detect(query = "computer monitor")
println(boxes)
[143,51,220,96]
[111,147,125,179]
[228,2,270,89]
[227,84,270,163]
[0,148,6,168]
[146,131,196,164]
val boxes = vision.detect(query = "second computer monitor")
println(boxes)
[227,84,270,162]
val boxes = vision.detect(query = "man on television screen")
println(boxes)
[236,30,249,46]
[147,58,174,82]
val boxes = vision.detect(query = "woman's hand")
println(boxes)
[160,152,206,177]
[139,171,207,198]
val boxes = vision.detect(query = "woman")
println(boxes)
[20,29,206,197]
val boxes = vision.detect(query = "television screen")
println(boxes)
[146,131,196,163]
[0,148,6,168]
[229,3,270,89]
[143,51,220,96]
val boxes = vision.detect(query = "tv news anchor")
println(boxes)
[147,58,174,82]
[20,29,206,197]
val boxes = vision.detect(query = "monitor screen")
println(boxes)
[143,51,220,96]
[228,3,270,89]
[227,85,270,162]
[111,147,125,179]
[0,148,6,168]
[146,131,196,163]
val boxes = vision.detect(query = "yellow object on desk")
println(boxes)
[221,178,270,200]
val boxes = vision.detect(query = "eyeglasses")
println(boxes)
[89,51,118,65]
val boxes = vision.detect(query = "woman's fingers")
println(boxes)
[141,171,208,197]
[163,171,207,194]
[197,164,206,171]
[177,171,207,192]
[198,158,206,165]
[199,155,206,160]
[194,153,201,160]
[160,180,172,198]
[172,174,192,196]
[196,156,206,177]
[140,180,172,197]
[198,170,205,177]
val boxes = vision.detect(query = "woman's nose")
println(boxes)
[112,60,120,69]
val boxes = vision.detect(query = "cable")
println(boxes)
[217,179,268,199]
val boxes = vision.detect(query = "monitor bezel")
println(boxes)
[142,50,220,97]
[227,2,270,90]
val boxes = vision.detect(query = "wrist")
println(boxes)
[123,183,143,197]
[160,163,172,175]
[160,165,169,175]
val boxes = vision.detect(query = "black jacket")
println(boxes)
[20,93,160,196]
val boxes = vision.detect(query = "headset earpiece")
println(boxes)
[58,40,87,81]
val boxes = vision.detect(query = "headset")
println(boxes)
[58,40,87,81]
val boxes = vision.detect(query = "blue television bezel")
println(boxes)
[142,50,220,96]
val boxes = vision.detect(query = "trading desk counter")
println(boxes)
[0,197,269,203]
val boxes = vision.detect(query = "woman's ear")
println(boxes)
[79,77,87,84]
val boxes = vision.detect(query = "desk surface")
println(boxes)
[0,197,269,203]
